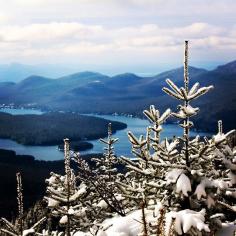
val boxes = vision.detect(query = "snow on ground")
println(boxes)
[73,207,213,236]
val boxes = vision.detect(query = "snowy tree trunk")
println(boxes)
[64,138,71,236]
[16,172,23,236]
[183,40,190,168]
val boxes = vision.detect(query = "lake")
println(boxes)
[0,108,212,161]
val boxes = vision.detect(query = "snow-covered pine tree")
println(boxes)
[117,105,172,210]
[114,41,236,235]
[72,123,126,234]
[93,122,119,182]
[93,123,125,216]
[90,122,126,217]
[45,138,88,235]
[0,172,46,236]
[161,41,236,234]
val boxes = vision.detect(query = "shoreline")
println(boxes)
[0,111,127,146]
[0,105,217,133]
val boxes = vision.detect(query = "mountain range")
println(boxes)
[0,61,236,132]
[0,63,78,82]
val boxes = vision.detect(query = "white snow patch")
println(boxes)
[23,229,35,236]
[48,198,60,208]
[96,209,151,236]
[168,209,210,235]
[59,215,68,224]
[194,182,207,200]
[68,208,75,215]
[47,175,57,185]
[97,200,108,209]
[213,133,226,144]
[176,173,191,196]
[166,169,183,184]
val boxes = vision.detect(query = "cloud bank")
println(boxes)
[0,0,235,72]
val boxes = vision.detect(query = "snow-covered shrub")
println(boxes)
[116,41,236,235]
[72,123,126,229]
[45,125,127,234]
[45,138,84,235]
[0,173,46,236]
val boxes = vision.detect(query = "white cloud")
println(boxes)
[0,0,236,26]
[0,21,235,65]
[0,23,105,43]
[0,0,235,69]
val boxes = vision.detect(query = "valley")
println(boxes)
[0,61,235,132]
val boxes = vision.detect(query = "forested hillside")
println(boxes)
[0,112,126,145]
[0,62,235,131]
[0,149,103,218]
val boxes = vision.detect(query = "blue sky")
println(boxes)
[0,0,235,75]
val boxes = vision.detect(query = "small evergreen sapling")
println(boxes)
[45,125,125,234]
[73,123,126,229]
[118,105,173,208]
[0,172,46,236]
[45,138,86,234]
[91,122,125,217]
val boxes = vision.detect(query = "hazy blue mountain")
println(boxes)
[16,75,53,89]
[0,62,235,131]
[213,60,236,75]
[0,82,15,88]
[0,63,78,82]
[59,71,108,81]
[57,71,110,89]
[0,71,109,104]
[106,73,143,88]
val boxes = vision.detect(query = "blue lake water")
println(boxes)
[0,108,212,161]
[0,108,43,115]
